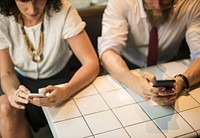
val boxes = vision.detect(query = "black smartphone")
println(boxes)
[153,80,175,88]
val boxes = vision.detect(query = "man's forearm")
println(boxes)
[101,50,150,98]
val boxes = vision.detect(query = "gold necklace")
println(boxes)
[19,14,44,63]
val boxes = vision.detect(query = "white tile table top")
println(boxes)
[84,110,122,135]
[93,75,123,93]
[125,121,166,138]
[54,117,92,138]
[112,104,150,126]
[43,59,199,138]
[43,100,81,123]
[139,100,176,119]
[158,61,187,77]
[153,113,195,138]
[95,128,130,138]
[138,66,168,79]
[179,107,200,131]
[125,87,147,103]
[101,88,136,108]
[173,94,200,112]
[74,84,99,99]
[189,87,200,103]
[75,94,109,115]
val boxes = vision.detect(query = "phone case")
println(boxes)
[153,80,175,88]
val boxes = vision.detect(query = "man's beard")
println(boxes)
[144,6,173,27]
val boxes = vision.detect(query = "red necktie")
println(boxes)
[147,26,158,66]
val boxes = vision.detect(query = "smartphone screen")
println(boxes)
[153,80,175,88]
[28,93,47,98]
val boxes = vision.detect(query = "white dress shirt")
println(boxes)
[0,0,85,79]
[98,0,200,67]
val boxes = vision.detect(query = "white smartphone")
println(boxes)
[28,93,47,98]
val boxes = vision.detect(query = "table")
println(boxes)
[43,59,200,138]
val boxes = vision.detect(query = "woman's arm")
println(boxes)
[0,49,29,109]
[32,30,100,107]
[0,49,19,95]
[64,30,100,96]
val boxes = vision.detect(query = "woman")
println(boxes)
[0,0,99,137]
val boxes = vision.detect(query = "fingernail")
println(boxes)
[21,106,25,109]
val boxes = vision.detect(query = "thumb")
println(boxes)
[39,86,54,95]
[142,71,156,84]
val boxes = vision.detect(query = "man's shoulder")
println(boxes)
[173,0,200,17]
[176,0,200,8]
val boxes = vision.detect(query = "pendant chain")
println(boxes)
[19,14,44,63]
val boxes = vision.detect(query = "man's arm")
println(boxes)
[101,49,152,99]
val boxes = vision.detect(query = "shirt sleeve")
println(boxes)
[0,15,10,50]
[186,0,200,60]
[62,1,86,39]
[98,0,129,58]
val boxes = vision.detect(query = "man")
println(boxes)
[98,0,200,106]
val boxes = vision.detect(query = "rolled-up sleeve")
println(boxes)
[0,17,10,50]
[186,0,200,60]
[98,0,129,58]
[62,3,86,39]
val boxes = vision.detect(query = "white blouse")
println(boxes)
[98,0,200,67]
[0,0,86,79]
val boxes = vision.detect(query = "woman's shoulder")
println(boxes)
[50,0,75,17]
[49,0,79,20]
[0,14,14,28]
[0,14,8,23]
[61,0,74,12]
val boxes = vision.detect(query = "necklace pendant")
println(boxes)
[32,53,43,63]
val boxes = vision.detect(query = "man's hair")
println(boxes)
[0,0,62,17]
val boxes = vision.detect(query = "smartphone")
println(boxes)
[28,93,47,98]
[153,80,175,88]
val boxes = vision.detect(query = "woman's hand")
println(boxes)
[8,85,30,109]
[29,85,70,107]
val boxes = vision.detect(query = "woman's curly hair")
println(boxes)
[0,0,62,18]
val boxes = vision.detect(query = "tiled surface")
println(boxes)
[125,121,166,138]
[75,94,109,115]
[84,110,122,134]
[95,128,130,138]
[153,113,195,137]
[43,59,200,138]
